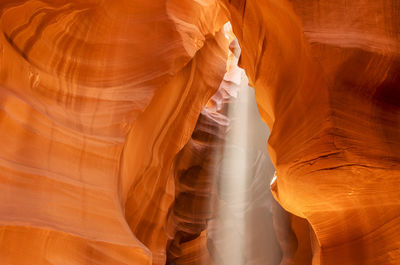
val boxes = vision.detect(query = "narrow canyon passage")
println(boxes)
[206,40,281,265]
[0,0,399,265]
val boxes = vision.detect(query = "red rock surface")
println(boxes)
[221,0,400,264]
[1,0,400,264]
[0,1,228,264]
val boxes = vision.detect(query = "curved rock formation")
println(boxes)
[1,0,400,264]
[0,1,228,264]
[221,0,400,264]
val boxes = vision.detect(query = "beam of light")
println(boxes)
[216,70,251,265]
[207,22,280,265]
[208,30,251,264]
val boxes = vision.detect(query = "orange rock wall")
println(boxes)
[0,1,228,264]
[1,0,400,264]
[221,0,400,264]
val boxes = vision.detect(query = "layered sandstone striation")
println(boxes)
[0,0,228,264]
[0,0,399,265]
[221,0,400,264]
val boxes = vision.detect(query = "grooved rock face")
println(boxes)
[1,0,400,265]
[0,1,228,264]
[221,0,400,264]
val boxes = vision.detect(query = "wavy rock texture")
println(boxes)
[221,0,400,264]
[1,0,400,265]
[165,39,251,265]
[165,74,229,265]
[0,0,229,264]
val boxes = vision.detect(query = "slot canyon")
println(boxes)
[0,0,399,264]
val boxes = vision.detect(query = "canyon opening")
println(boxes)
[0,1,399,265]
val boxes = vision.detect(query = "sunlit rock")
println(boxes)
[0,1,227,264]
[1,0,399,264]
[221,0,400,264]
